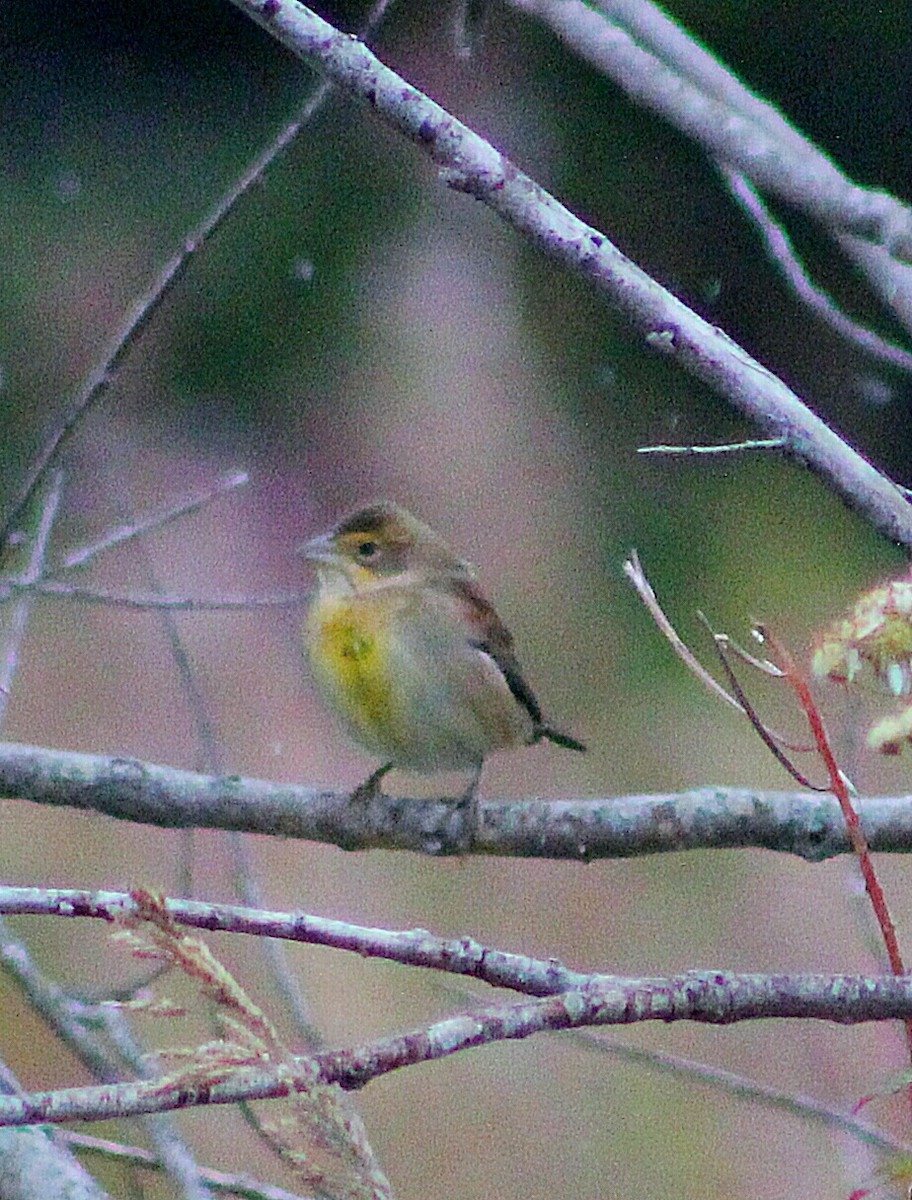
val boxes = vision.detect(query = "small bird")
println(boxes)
[301,502,585,813]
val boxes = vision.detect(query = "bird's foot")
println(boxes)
[349,762,393,805]
[452,764,483,853]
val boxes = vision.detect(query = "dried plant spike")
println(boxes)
[813,580,912,695]
[120,891,391,1199]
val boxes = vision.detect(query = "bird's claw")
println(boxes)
[349,762,393,805]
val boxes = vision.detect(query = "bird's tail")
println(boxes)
[538,725,586,753]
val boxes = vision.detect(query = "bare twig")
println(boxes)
[56,1133,312,1200]
[118,499,333,1153]
[766,630,903,967]
[623,552,744,712]
[762,628,912,1105]
[591,0,825,157]
[572,1033,909,1155]
[638,438,787,455]
[0,471,64,722]
[56,1133,313,1200]
[229,834,323,1047]
[697,614,825,791]
[507,0,912,332]
[0,0,395,550]
[6,581,307,610]
[722,168,912,372]
[0,473,213,1199]
[0,919,124,1084]
[56,471,249,573]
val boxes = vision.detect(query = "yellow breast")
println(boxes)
[305,581,533,771]
[305,594,400,755]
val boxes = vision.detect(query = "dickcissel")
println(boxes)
[301,502,585,809]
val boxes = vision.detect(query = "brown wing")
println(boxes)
[453,579,544,725]
[454,578,586,753]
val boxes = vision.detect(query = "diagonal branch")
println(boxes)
[508,0,912,252]
[225,0,912,548]
[508,0,912,335]
[3,970,912,1129]
[721,168,912,372]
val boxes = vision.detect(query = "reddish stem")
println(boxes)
[763,630,912,1111]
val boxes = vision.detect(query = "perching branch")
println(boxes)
[3,740,912,860]
[225,0,912,549]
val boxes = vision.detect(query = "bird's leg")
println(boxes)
[350,762,393,805]
[454,762,483,851]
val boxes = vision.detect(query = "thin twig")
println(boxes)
[0,0,396,549]
[572,1033,908,1155]
[229,834,323,1047]
[56,472,249,573]
[7,581,307,610]
[623,552,745,712]
[99,1007,216,1200]
[0,919,126,1084]
[453,977,908,1154]
[709,627,783,678]
[698,613,825,791]
[118,495,328,1134]
[0,471,65,722]
[638,438,786,455]
[761,628,912,1102]
[0,471,121,1200]
[55,1134,311,1200]
[765,631,903,969]
[722,168,912,372]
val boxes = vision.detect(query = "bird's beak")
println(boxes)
[298,532,338,565]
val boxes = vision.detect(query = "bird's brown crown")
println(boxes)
[329,502,472,579]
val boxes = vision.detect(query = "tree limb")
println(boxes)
[4,740,912,859]
[2,968,912,1129]
[509,0,912,334]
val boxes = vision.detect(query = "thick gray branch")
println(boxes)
[225,0,912,548]
[3,740,912,860]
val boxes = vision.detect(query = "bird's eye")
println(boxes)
[356,540,379,560]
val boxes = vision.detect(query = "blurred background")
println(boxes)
[2,0,912,1196]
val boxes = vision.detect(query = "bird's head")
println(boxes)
[300,502,473,592]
